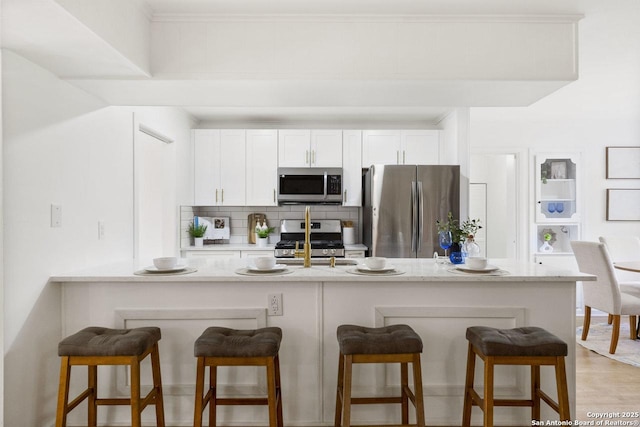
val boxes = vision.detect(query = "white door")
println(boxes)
[135,127,176,260]
[401,130,440,165]
[278,129,311,167]
[246,130,278,206]
[219,129,246,205]
[362,130,401,168]
[311,129,343,167]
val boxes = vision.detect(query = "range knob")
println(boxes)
[322,248,329,255]
[282,249,289,255]
[330,248,337,255]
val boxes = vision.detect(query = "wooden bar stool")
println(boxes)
[462,326,570,427]
[334,324,426,427]
[193,327,283,427]
[55,326,165,427]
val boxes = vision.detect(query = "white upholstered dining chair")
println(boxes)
[571,241,640,354]
[598,235,640,296]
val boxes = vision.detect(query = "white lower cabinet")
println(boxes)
[241,250,276,258]
[345,250,366,258]
[182,250,241,259]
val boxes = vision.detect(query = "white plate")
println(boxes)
[456,264,499,273]
[357,264,396,273]
[248,264,287,273]
[144,265,187,273]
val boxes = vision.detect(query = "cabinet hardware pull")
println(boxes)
[216,189,218,203]
[403,150,406,164]
[306,150,309,164]
[397,150,400,164]
[273,189,276,203]
[312,150,315,165]
[221,189,224,203]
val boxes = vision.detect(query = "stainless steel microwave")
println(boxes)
[277,167,343,204]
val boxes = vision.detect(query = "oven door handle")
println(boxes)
[323,170,328,200]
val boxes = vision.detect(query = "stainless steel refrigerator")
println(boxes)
[363,165,460,258]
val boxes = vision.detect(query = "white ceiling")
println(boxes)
[2,0,588,125]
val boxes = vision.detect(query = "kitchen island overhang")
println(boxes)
[50,259,593,426]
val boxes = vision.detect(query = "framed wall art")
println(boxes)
[606,189,640,221]
[606,146,640,179]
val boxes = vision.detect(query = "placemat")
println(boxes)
[134,267,198,276]
[235,268,295,276]
[346,268,405,276]
[447,267,510,276]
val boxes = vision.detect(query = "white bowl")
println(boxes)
[364,257,387,270]
[254,256,277,270]
[153,257,178,270]
[465,257,488,270]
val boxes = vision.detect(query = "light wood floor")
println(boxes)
[576,342,640,418]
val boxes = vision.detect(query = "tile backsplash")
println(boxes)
[180,205,360,247]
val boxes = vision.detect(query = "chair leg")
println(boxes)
[334,352,345,427]
[130,357,142,427]
[56,357,71,427]
[342,355,353,427]
[483,356,495,427]
[210,365,217,426]
[266,357,278,427]
[193,357,206,427]
[531,365,541,421]
[609,314,621,354]
[151,344,166,427]
[274,355,284,427]
[581,306,591,340]
[88,365,97,427]
[461,343,475,427]
[411,353,426,427]
[555,356,571,421]
[629,316,637,340]
[607,314,613,325]
[400,362,409,425]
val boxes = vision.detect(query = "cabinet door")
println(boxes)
[311,130,343,167]
[193,129,221,205]
[278,129,311,167]
[246,130,278,206]
[362,130,401,167]
[401,130,440,164]
[342,130,362,206]
[534,153,580,222]
[219,130,246,205]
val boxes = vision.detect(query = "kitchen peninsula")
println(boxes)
[50,258,593,426]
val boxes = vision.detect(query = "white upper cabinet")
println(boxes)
[278,129,342,167]
[342,130,362,206]
[362,130,440,167]
[246,130,278,206]
[193,129,246,206]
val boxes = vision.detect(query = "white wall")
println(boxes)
[2,50,192,426]
[470,1,640,245]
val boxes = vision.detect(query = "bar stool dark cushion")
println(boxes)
[194,327,282,358]
[466,326,568,357]
[58,326,161,357]
[337,324,423,355]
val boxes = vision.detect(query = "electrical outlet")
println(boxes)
[51,204,62,228]
[98,221,105,240]
[268,293,283,316]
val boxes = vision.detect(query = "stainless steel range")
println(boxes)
[274,219,345,258]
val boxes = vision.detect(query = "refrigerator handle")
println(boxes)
[417,181,424,252]
[411,181,418,252]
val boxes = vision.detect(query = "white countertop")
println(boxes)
[49,258,593,283]
[181,243,368,251]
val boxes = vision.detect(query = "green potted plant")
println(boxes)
[188,222,208,247]
[255,223,275,247]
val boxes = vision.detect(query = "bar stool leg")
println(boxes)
[555,357,571,421]
[193,357,206,427]
[210,364,217,427]
[131,357,142,427]
[531,365,541,421]
[342,355,354,427]
[275,355,284,427]
[483,356,495,427]
[401,362,409,424]
[462,344,475,427]
[334,352,345,427]
[267,357,278,427]
[150,344,166,427]
[412,353,426,427]
[88,365,97,427]
[56,357,71,427]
